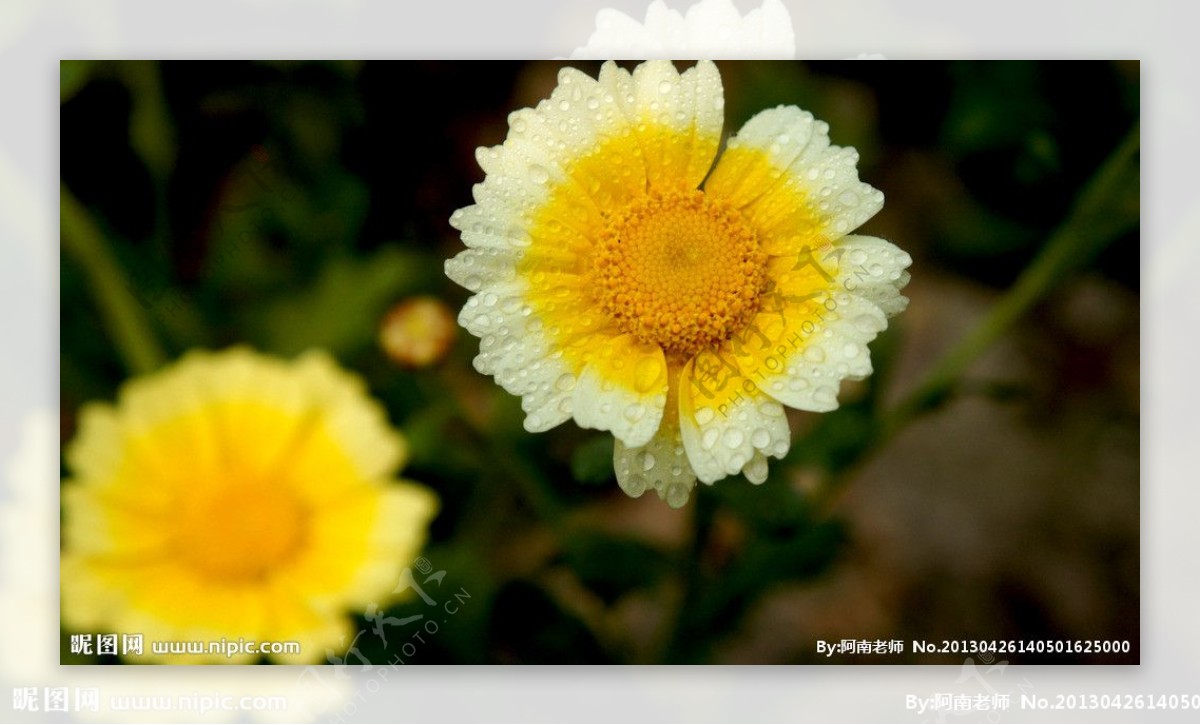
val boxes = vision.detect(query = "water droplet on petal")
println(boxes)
[722,429,745,448]
[634,357,662,393]
[814,386,837,406]
[694,407,715,426]
[701,429,720,450]
[622,473,647,497]
[658,79,673,95]
[751,428,771,448]
[624,403,646,422]
[666,482,689,508]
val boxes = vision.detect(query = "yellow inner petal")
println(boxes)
[175,478,310,583]
[590,189,767,358]
[110,401,348,586]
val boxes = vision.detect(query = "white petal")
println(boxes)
[571,340,669,448]
[624,60,723,191]
[832,235,913,318]
[678,360,791,485]
[613,423,697,508]
[708,106,884,251]
[457,281,575,433]
[753,235,912,412]
[443,247,521,293]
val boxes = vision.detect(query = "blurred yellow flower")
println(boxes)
[447,60,910,507]
[379,295,458,368]
[61,347,438,663]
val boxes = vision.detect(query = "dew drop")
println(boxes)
[842,342,860,358]
[621,473,647,497]
[640,451,656,471]
[694,407,715,425]
[634,357,662,393]
[804,345,826,363]
[853,314,878,333]
[751,428,771,449]
[624,403,646,422]
[814,386,836,406]
[555,374,576,392]
[701,429,720,450]
[529,164,550,184]
[665,482,689,508]
[758,400,783,417]
[722,429,745,449]
[658,79,673,94]
[745,456,769,484]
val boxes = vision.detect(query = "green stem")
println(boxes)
[61,185,167,376]
[882,122,1139,436]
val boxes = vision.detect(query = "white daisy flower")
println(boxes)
[446,60,910,508]
[570,0,795,60]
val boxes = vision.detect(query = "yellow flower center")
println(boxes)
[176,480,309,583]
[590,189,767,358]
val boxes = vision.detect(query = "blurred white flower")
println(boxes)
[570,0,795,59]
[0,408,57,678]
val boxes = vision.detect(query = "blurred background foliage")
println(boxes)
[60,61,1139,664]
